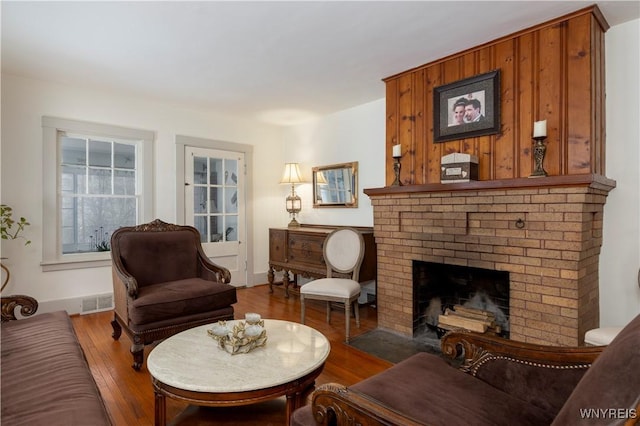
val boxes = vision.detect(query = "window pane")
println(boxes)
[114,143,135,169]
[61,196,75,209]
[225,189,238,214]
[61,137,86,165]
[210,158,223,185]
[61,205,75,230]
[194,186,207,214]
[194,157,207,184]
[226,216,238,242]
[61,226,75,248]
[225,159,238,186]
[194,216,207,243]
[88,168,112,194]
[210,187,222,213]
[61,165,86,193]
[114,170,135,195]
[61,196,136,254]
[210,216,223,242]
[88,140,112,167]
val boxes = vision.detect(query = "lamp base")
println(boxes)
[288,217,301,227]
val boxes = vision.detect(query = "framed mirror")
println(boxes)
[312,161,358,208]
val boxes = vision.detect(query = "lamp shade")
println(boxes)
[280,163,304,184]
[315,171,328,185]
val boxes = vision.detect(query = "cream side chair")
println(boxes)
[300,227,364,342]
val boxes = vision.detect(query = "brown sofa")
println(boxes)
[292,313,640,426]
[1,295,112,425]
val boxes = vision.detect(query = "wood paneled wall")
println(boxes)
[385,6,608,186]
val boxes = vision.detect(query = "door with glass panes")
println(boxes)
[185,147,246,286]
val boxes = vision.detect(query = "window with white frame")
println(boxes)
[42,117,154,270]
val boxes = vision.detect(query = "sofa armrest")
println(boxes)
[441,330,605,415]
[196,249,231,284]
[442,330,604,369]
[1,295,38,322]
[111,257,139,298]
[309,383,426,426]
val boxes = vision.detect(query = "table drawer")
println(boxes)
[288,233,325,267]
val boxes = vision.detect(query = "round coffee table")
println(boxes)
[147,319,330,425]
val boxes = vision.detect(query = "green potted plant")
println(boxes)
[1,204,31,292]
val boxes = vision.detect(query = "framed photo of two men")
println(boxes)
[433,70,501,143]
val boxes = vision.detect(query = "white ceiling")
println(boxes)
[2,1,639,125]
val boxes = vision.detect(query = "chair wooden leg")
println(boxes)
[111,316,122,340]
[326,302,331,323]
[131,343,144,371]
[300,296,306,324]
[345,300,351,343]
[354,301,360,328]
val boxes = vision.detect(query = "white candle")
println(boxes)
[392,144,402,158]
[533,120,547,138]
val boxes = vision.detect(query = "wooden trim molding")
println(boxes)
[364,173,616,197]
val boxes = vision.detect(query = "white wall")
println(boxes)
[600,18,640,326]
[0,74,285,311]
[281,98,386,227]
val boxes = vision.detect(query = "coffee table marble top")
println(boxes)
[147,319,330,393]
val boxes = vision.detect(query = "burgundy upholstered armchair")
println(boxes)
[110,219,237,370]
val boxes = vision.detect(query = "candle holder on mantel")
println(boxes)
[529,136,548,178]
[391,156,402,186]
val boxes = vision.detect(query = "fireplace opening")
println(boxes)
[413,261,510,340]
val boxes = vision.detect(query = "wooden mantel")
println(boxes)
[365,174,616,197]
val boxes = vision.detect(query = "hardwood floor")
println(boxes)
[71,284,392,426]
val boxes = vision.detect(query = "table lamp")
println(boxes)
[280,163,304,227]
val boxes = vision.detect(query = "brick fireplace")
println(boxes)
[365,175,616,346]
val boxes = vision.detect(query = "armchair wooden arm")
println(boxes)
[196,247,231,284]
[1,295,38,322]
[111,252,139,297]
[309,383,426,426]
[442,329,603,366]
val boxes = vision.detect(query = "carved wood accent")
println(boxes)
[383,6,608,186]
[310,383,424,426]
[441,330,603,373]
[1,295,39,322]
[132,219,183,232]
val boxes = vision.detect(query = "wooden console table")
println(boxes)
[268,225,377,298]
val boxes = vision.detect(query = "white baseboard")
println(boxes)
[39,293,114,316]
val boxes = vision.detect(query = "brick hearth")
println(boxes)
[365,176,615,346]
